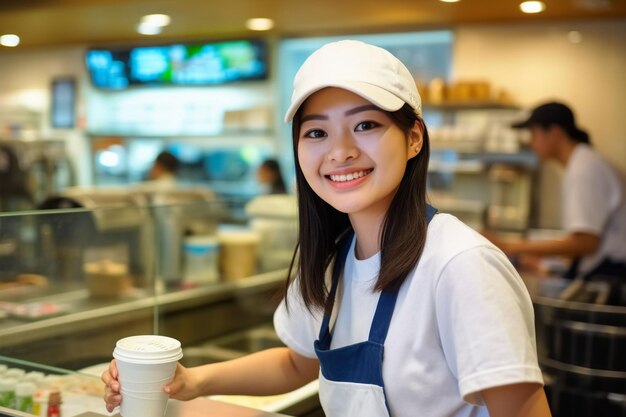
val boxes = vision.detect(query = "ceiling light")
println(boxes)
[520,1,546,13]
[245,18,274,31]
[568,30,583,43]
[140,14,171,27]
[439,0,461,3]
[0,34,20,47]
[137,22,163,35]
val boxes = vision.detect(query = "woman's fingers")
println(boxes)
[101,359,122,411]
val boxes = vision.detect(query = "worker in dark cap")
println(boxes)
[486,101,626,283]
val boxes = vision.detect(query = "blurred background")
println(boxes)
[0,2,625,417]
[0,0,624,231]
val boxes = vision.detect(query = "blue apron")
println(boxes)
[314,205,437,417]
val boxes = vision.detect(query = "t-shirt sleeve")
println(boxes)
[434,246,544,405]
[273,278,323,359]
[563,156,620,234]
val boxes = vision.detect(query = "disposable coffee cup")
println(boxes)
[113,335,183,417]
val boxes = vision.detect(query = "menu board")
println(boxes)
[86,39,268,89]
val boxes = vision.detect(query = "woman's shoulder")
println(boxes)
[424,213,503,263]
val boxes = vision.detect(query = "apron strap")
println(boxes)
[318,204,438,343]
[318,231,354,341]
[368,204,438,344]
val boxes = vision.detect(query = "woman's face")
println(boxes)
[297,87,422,218]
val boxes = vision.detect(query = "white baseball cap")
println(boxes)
[284,40,422,123]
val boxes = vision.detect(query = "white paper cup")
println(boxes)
[120,390,169,417]
[113,335,183,417]
[121,388,167,398]
[117,376,173,392]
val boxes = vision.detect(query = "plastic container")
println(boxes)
[5,368,26,380]
[0,377,18,408]
[183,236,220,284]
[23,371,46,386]
[33,388,49,416]
[217,229,260,281]
[245,194,298,272]
[15,381,36,413]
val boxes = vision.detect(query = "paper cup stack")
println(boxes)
[113,335,183,417]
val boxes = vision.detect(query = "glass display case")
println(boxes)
[0,188,311,417]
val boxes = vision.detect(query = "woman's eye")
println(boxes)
[302,129,327,139]
[355,121,380,131]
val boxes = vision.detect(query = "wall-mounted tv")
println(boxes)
[85,39,268,90]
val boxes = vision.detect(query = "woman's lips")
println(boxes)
[325,169,373,188]
[327,169,372,182]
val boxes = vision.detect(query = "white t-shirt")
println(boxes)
[274,214,544,417]
[563,144,626,275]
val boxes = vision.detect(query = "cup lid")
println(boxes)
[113,335,183,364]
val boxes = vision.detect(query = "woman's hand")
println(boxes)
[101,360,121,413]
[102,360,204,412]
[163,363,206,401]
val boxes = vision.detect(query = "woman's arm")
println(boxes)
[165,347,319,400]
[484,231,599,258]
[483,383,552,417]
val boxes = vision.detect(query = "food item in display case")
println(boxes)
[47,390,62,417]
[0,364,106,416]
[84,260,131,298]
[15,381,36,413]
[4,368,26,379]
[0,301,67,320]
[0,378,18,408]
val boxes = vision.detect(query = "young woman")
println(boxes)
[103,40,552,417]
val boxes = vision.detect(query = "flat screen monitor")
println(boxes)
[85,39,268,89]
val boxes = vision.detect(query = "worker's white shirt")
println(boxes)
[563,144,626,274]
[274,214,544,417]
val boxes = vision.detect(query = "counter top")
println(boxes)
[0,270,286,348]
[1,396,292,417]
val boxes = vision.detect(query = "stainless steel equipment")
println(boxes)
[528,277,626,417]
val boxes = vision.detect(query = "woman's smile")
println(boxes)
[327,168,374,187]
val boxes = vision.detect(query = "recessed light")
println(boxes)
[245,18,274,31]
[520,1,546,14]
[141,14,171,27]
[0,34,20,47]
[137,22,163,35]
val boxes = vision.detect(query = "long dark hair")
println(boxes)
[284,102,431,312]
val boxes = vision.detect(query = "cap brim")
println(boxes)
[511,118,533,129]
[284,80,405,123]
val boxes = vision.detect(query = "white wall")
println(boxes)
[0,46,91,184]
[453,19,626,227]
[453,20,626,168]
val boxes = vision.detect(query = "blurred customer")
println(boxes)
[148,151,179,185]
[486,101,626,281]
[257,158,287,194]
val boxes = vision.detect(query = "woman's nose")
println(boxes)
[327,132,359,162]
